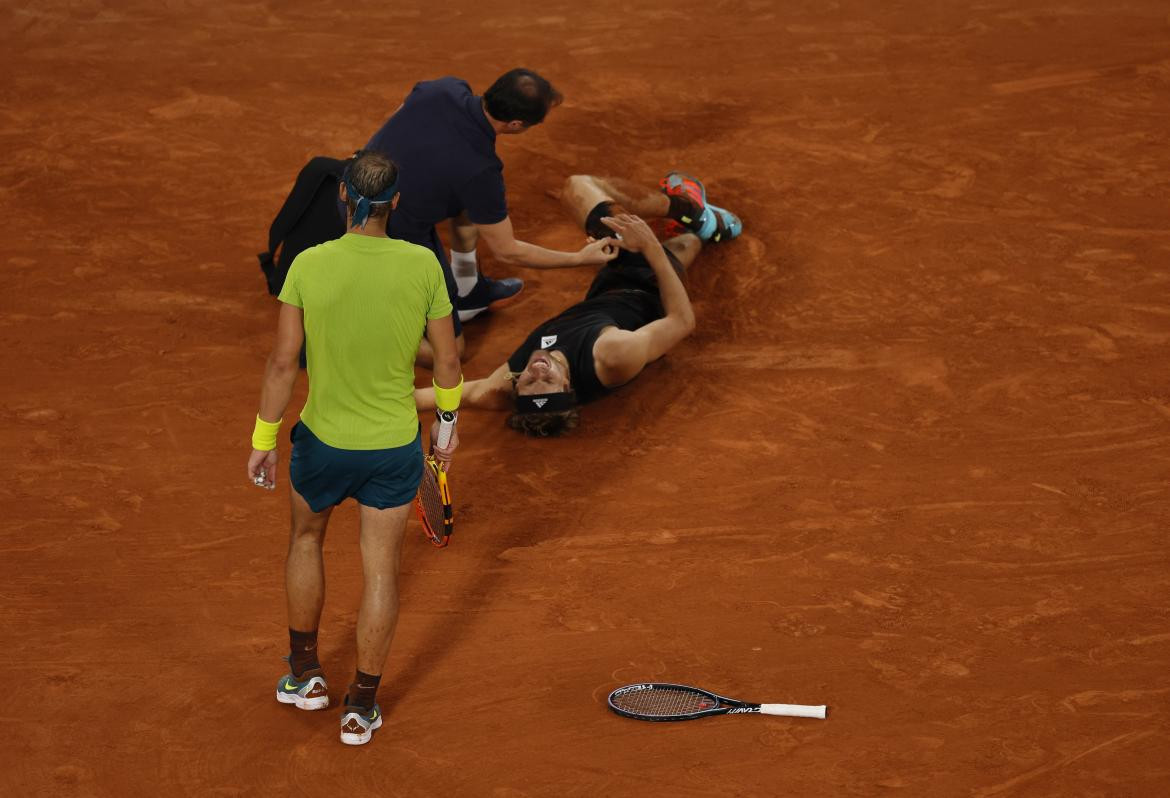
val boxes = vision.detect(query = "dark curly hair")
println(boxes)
[507,408,580,437]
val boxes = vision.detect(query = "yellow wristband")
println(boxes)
[433,375,463,412]
[252,415,282,451]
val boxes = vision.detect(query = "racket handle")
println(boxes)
[759,703,827,719]
[435,410,456,449]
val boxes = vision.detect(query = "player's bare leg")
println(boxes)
[663,233,702,273]
[347,501,412,695]
[561,174,669,226]
[448,209,523,322]
[449,210,478,256]
[277,487,333,708]
[561,174,703,275]
[286,487,333,633]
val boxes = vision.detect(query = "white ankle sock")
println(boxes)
[450,250,479,296]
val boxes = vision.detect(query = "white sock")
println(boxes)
[450,249,479,296]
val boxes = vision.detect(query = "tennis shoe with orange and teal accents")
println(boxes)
[697,201,743,243]
[659,171,709,233]
[275,664,330,711]
[659,172,743,244]
[340,704,383,746]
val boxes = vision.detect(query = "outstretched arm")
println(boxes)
[476,216,617,269]
[415,362,514,411]
[590,214,696,388]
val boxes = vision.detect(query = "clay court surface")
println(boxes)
[5,1,1170,795]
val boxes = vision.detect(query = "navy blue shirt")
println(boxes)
[366,77,508,250]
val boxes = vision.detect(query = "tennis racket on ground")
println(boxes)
[416,411,456,548]
[607,683,827,721]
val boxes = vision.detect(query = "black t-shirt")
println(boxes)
[507,290,664,404]
[366,77,508,248]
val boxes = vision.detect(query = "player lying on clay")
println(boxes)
[414,171,741,436]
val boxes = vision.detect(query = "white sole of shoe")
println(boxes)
[275,690,330,711]
[339,714,383,746]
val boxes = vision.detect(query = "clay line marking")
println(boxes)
[1043,221,1170,238]
[941,550,1167,575]
[1014,423,1153,442]
[886,500,1056,512]
[972,729,1158,797]
[1036,434,1170,456]
[1061,687,1170,712]
[762,70,889,83]
[990,59,1168,95]
[169,534,251,553]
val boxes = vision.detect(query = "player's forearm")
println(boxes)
[415,377,501,411]
[258,355,299,422]
[644,244,695,333]
[492,238,583,268]
[433,353,463,402]
[414,385,437,411]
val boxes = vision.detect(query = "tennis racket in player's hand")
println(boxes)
[417,410,457,547]
[429,414,458,471]
[608,683,827,721]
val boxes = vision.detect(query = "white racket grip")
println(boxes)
[435,416,455,449]
[760,703,827,719]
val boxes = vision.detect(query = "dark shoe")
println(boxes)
[457,276,524,322]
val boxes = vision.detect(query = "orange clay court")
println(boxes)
[4,1,1170,795]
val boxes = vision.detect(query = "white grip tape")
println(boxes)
[436,418,455,449]
[759,703,827,719]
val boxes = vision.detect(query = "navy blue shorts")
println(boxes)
[289,422,423,513]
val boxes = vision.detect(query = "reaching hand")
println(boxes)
[577,236,620,265]
[248,448,278,490]
[600,214,658,253]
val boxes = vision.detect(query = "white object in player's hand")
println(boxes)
[253,469,274,490]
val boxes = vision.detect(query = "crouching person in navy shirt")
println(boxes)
[365,68,618,366]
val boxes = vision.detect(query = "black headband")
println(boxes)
[514,391,577,414]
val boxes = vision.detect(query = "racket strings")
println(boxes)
[612,688,714,717]
[418,467,445,532]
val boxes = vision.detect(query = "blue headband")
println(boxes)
[345,178,398,229]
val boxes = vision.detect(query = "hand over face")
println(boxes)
[600,214,657,253]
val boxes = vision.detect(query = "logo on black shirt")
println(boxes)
[540,335,557,348]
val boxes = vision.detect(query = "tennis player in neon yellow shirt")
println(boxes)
[247,150,463,746]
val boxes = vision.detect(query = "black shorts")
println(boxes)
[583,201,684,300]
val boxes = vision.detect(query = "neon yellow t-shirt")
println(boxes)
[278,233,452,449]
